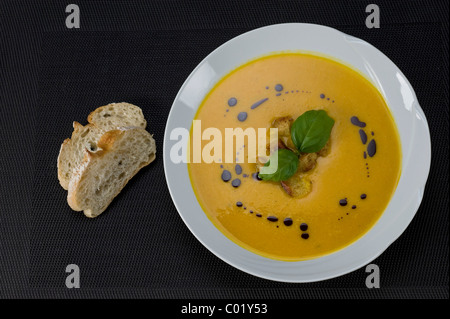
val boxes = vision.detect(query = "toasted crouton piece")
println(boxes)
[317,138,331,157]
[271,116,296,151]
[277,139,288,150]
[271,116,292,137]
[281,174,312,198]
[264,139,288,153]
[299,152,318,172]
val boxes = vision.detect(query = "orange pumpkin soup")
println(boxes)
[188,53,401,261]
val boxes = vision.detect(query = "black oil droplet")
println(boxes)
[339,199,348,206]
[367,139,376,157]
[235,164,242,175]
[236,201,243,207]
[275,84,283,92]
[283,218,293,226]
[301,233,309,239]
[359,129,368,144]
[361,193,367,199]
[221,170,231,182]
[300,223,308,231]
[228,97,237,107]
[237,112,247,122]
[256,213,262,217]
[320,93,325,99]
[350,116,366,128]
[231,179,241,187]
[352,205,356,209]
[267,216,278,222]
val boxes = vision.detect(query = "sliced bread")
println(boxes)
[67,127,156,218]
[88,102,147,130]
[57,102,147,190]
[57,122,104,190]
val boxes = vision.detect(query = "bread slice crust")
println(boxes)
[87,102,147,130]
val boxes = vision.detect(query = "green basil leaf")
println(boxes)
[258,149,298,182]
[291,110,335,153]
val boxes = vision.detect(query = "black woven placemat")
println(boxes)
[1,0,448,299]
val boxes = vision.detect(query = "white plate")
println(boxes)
[163,23,431,282]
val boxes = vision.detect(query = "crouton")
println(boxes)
[317,138,331,157]
[280,174,312,198]
[265,139,287,153]
[298,152,318,172]
[271,116,296,151]
[278,139,287,150]
[271,116,293,136]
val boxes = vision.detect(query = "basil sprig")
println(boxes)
[259,110,334,182]
[291,110,335,153]
[258,149,299,182]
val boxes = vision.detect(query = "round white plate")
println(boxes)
[163,23,431,282]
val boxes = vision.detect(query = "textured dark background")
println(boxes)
[0,0,448,299]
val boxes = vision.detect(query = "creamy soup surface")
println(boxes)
[188,53,402,261]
